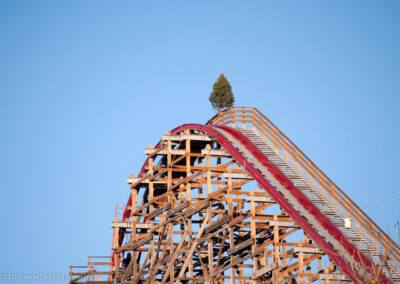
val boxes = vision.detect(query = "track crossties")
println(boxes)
[70,107,400,284]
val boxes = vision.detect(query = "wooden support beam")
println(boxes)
[148,203,171,220]
[222,172,253,180]
[201,148,231,157]
[110,221,150,229]
[131,235,152,250]
[162,134,213,141]
[204,215,232,234]
[245,195,275,203]
[293,246,324,254]
[252,263,275,279]
[227,238,253,256]
[269,220,300,228]
[176,214,210,279]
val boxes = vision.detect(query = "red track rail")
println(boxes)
[215,125,388,284]
[116,123,387,283]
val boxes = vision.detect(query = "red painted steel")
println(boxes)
[215,125,388,284]
[117,124,367,283]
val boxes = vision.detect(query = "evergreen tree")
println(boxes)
[209,73,235,111]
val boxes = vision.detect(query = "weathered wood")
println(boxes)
[201,148,231,157]
[317,273,350,280]
[227,238,253,255]
[269,220,300,228]
[161,229,189,284]
[222,172,253,179]
[148,203,171,220]
[145,148,186,156]
[293,246,324,254]
[176,214,210,279]
[204,215,232,234]
[166,201,189,218]
[245,195,275,203]
[110,221,150,229]
[252,263,275,279]
[162,134,213,141]
[127,178,167,184]
[131,235,152,250]
[184,202,210,218]
[72,112,378,284]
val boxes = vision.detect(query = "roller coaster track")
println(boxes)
[70,107,400,283]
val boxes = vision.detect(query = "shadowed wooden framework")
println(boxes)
[69,107,400,284]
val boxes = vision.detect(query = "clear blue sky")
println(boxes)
[1,1,399,282]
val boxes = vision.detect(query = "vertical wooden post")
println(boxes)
[131,186,138,276]
[113,215,120,281]
[149,144,154,204]
[167,131,172,192]
[148,144,156,267]
[186,132,193,281]
[227,168,233,217]
[318,257,322,273]
[299,249,304,284]
[250,190,258,272]
[282,237,287,267]
[273,215,280,282]
[185,131,191,202]
[206,144,211,195]
[198,160,203,199]
[207,205,213,275]
[324,267,330,284]
[217,157,221,190]
[87,257,91,281]
[188,214,193,280]
[169,222,174,283]
[229,226,234,284]
[306,265,312,284]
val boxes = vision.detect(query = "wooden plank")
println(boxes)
[145,148,186,155]
[133,240,153,284]
[204,215,232,234]
[184,202,210,218]
[222,172,253,180]
[317,273,350,280]
[148,203,171,220]
[199,223,230,241]
[176,214,210,279]
[162,134,213,141]
[126,168,168,187]
[252,263,275,279]
[130,191,169,216]
[269,220,299,228]
[210,247,264,278]
[87,262,112,266]
[161,230,190,284]
[245,195,275,203]
[150,202,210,233]
[110,222,151,229]
[201,148,231,157]
[166,201,189,218]
[227,238,253,255]
[127,178,167,184]
[131,235,152,250]
[293,246,324,254]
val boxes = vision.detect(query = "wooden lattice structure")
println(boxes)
[70,107,400,283]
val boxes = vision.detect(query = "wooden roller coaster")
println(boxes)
[69,107,400,283]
